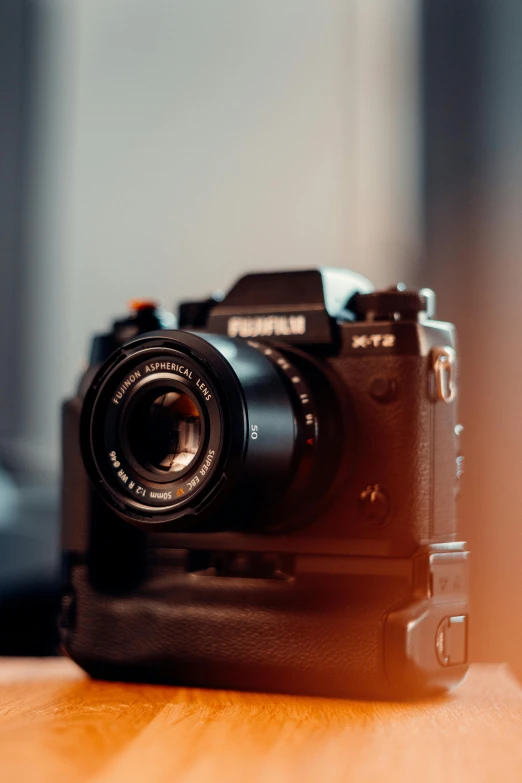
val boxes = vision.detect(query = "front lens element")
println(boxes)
[127,388,202,475]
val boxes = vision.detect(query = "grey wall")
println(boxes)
[11,0,421,473]
[0,1,32,451]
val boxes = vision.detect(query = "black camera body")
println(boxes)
[61,269,469,699]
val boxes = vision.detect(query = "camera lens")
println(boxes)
[125,388,202,475]
[80,331,342,531]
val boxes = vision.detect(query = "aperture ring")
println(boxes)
[245,340,317,453]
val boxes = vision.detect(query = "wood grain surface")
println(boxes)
[0,660,521,783]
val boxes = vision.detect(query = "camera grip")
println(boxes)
[61,563,465,699]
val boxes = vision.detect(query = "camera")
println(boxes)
[61,268,469,699]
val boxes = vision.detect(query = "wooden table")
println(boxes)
[0,659,521,782]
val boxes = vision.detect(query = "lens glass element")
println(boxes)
[127,388,202,475]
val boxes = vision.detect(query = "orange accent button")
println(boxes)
[128,299,159,313]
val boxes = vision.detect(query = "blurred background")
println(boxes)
[0,0,521,676]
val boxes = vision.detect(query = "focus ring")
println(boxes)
[246,340,317,451]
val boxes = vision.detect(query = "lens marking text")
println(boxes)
[112,370,142,404]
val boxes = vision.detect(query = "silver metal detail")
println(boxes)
[431,346,457,403]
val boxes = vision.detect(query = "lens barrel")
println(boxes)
[80,331,339,531]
